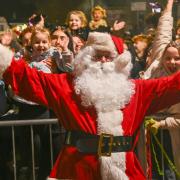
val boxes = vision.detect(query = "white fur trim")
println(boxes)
[141,60,160,79]
[98,110,128,180]
[114,50,132,77]
[86,32,116,53]
[0,44,13,79]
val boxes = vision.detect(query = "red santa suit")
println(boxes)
[1,33,180,180]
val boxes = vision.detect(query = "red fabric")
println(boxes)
[111,35,124,54]
[3,59,180,180]
[146,130,152,180]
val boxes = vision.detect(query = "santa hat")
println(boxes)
[111,35,124,54]
[86,32,132,73]
[73,32,132,77]
[86,32,124,54]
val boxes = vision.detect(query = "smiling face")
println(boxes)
[31,32,51,56]
[68,14,82,30]
[163,46,180,73]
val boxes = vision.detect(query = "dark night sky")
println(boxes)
[0,0,130,23]
[0,0,176,30]
[0,0,36,22]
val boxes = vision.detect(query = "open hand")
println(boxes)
[112,21,126,31]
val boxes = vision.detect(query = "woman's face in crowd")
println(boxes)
[22,32,32,47]
[163,46,180,73]
[72,36,85,54]
[69,14,82,30]
[93,10,103,21]
[176,27,180,36]
[133,40,148,54]
[0,33,13,46]
[51,30,69,52]
[31,32,51,55]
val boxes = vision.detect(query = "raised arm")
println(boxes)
[148,0,174,64]
[0,44,64,110]
[148,0,174,68]
[142,0,174,79]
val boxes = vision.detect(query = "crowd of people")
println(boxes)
[0,0,180,180]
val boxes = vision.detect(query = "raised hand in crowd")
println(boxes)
[111,20,126,31]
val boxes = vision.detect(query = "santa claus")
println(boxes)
[1,32,180,180]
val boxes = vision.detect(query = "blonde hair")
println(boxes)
[31,28,51,45]
[65,10,87,28]
[91,5,107,19]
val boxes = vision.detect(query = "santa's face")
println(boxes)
[92,50,115,63]
[74,47,134,112]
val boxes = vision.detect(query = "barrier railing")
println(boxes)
[0,118,59,180]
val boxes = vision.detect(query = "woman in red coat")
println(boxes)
[0,32,180,180]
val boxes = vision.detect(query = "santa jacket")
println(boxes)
[3,59,180,180]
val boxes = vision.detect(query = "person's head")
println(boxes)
[175,25,180,43]
[73,32,133,112]
[72,35,85,55]
[91,5,107,22]
[65,11,87,30]
[0,31,13,47]
[132,34,152,57]
[51,27,69,52]
[176,26,180,36]
[31,28,51,56]
[74,32,132,77]
[20,26,34,48]
[162,41,180,74]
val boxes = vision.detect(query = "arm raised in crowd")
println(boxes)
[149,0,174,63]
[0,44,64,110]
[144,0,174,79]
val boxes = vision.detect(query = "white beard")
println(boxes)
[74,55,134,116]
[74,51,135,180]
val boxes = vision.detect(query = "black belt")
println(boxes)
[64,130,133,156]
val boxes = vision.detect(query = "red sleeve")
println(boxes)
[139,72,180,115]
[3,58,65,110]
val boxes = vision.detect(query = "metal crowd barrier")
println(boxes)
[0,114,175,180]
[0,118,58,180]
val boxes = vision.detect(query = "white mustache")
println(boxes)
[87,61,115,73]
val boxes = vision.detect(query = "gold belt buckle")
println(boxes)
[98,133,113,157]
